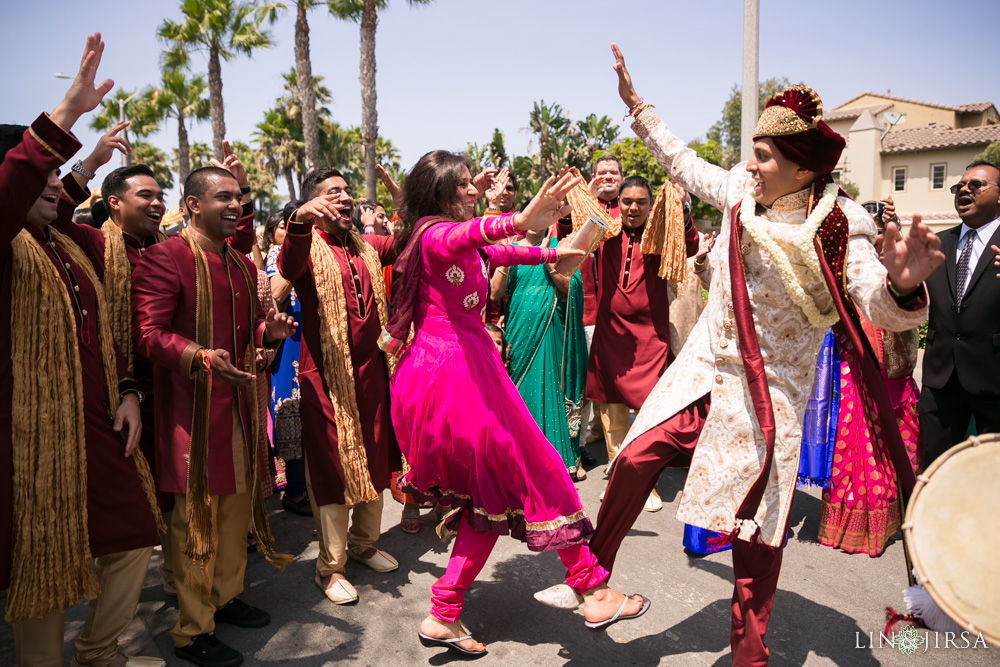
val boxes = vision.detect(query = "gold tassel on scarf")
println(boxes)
[563,167,621,240]
[179,230,291,586]
[309,228,394,507]
[640,181,688,284]
[101,221,166,371]
[6,228,165,623]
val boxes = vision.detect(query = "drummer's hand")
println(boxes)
[611,43,641,110]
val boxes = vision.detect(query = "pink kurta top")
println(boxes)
[392,215,595,551]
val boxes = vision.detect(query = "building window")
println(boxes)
[831,169,842,181]
[930,164,946,191]
[893,167,907,193]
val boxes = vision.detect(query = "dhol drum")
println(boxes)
[902,433,1000,644]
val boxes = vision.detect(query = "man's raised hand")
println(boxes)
[294,194,343,224]
[52,33,114,131]
[79,120,131,179]
[209,140,248,188]
[376,164,403,212]
[882,214,945,291]
[611,43,641,110]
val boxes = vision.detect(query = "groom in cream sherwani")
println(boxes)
[540,45,945,667]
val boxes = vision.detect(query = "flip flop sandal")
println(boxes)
[400,505,421,534]
[418,632,488,658]
[584,595,651,632]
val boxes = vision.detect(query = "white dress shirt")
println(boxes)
[957,216,1000,295]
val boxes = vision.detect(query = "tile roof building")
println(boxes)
[824,92,999,231]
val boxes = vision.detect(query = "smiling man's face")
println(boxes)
[26,169,64,229]
[110,174,165,239]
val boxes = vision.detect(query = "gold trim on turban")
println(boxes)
[753,85,824,138]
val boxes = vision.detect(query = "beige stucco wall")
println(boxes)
[879,146,983,232]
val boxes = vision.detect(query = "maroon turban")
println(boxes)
[752,85,845,174]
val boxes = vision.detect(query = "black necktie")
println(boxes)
[956,229,978,311]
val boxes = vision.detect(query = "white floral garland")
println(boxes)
[739,182,841,328]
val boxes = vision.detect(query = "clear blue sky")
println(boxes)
[2,0,997,205]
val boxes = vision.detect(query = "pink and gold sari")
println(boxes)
[818,316,921,556]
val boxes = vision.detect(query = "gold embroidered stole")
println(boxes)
[101,221,166,371]
[7,228,164,623]
[179,230,290,585]
[308,228,393,506]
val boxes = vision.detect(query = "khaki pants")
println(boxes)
[159,511,174,591]
[594,402,631,462]
[12,546,153,667]
[169,490,251,648]
[305,455,384,577]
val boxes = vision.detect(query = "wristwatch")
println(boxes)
[240,185,252,195]
[120,389,145,405]
[71,160,95,180]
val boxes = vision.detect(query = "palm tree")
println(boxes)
[231,140,278,211]
[278,68,333,125]
[130,141,176,190]
[158,0,283,160]
[254,108,305,199]
[577,113,620,163]
[327,0,433,201]
[184,142,215,170]
[149,67,211,189]
[90,89,160,167]
[294,1,322,170]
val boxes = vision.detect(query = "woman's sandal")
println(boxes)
[418,632,487,658]
[584,594,650,631]
[400,504,421,534]
[574,467,587,482]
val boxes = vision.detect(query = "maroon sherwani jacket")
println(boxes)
[278,222,401,507]
[52,181,255,492]
[132,234,269,496]
[0,115,159,590]
[586,218,700,410]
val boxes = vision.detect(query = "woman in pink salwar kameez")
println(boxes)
[384,151,648,657]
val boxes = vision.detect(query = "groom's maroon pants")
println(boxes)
[590,395,784,667]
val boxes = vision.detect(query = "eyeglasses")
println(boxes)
[949,179,999,195]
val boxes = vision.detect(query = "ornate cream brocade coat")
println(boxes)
[623,108,928,547]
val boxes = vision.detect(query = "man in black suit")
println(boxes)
[912,160,1000,463]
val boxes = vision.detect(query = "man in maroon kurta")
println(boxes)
[279,168,401,605]
[587,176,700,509]
[0,36,161,667]
[132,166,295,664]
[53,137,257,600]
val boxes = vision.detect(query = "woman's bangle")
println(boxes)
[498,268,509,277]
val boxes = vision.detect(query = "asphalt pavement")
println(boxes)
[1,429,993,666]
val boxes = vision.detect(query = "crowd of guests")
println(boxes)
[3,34,998,667]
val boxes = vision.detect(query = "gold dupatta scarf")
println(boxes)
[563,166,688,283]
[309,228,394,506]
[101,221,166,371]
[6,228,164,623]
[179,229,290,585]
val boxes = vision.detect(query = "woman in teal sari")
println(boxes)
[491,229,589,480]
